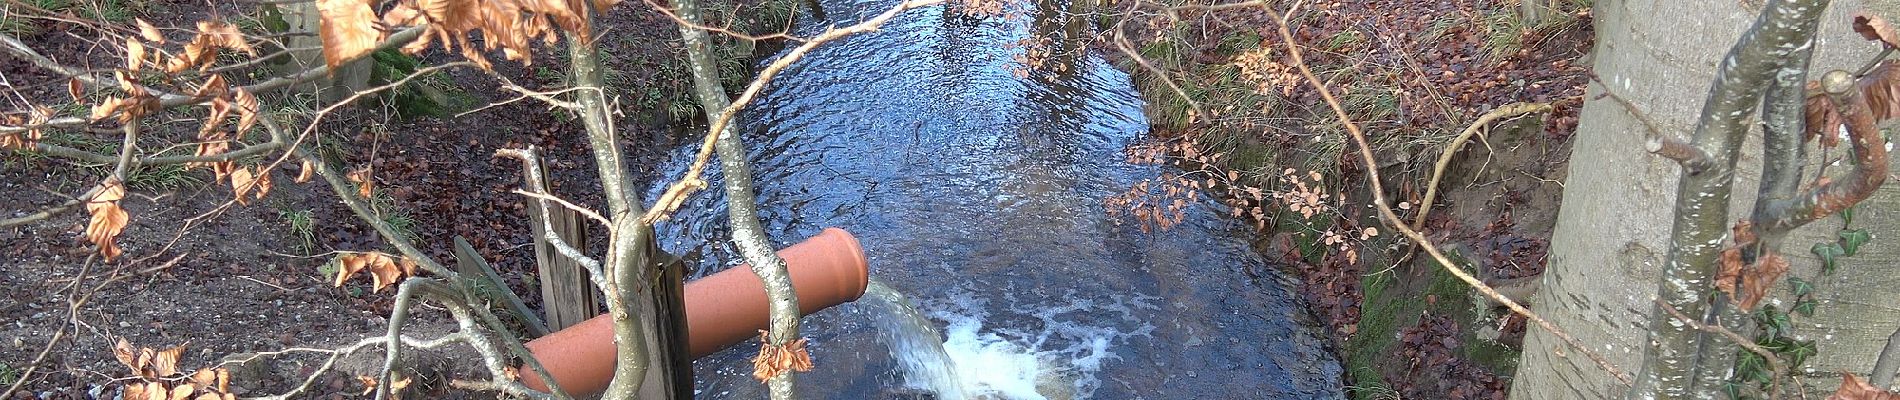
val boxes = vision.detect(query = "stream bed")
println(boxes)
[642,0,1343,397]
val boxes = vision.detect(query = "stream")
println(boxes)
[641,0,1343,397]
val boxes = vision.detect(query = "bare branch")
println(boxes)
[1756,70,1889,234]
[1414,102,1554,228]
[1655,299,1796,398]
[0,27,427,134]
[1590,74,1714,173]
[1262,3,1633,385]
[641,0,946,224]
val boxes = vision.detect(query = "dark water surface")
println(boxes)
[643,0,1342,397]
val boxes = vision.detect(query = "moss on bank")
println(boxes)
[1108,0,1594,398]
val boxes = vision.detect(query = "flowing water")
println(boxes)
[642,0,1343,397]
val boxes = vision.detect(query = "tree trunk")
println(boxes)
[565,19,692,400]
[672,0,807,397]
[1510,0,1900,398]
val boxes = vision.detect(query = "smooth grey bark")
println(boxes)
[1511,0,1899,398]
[566,22,688,399]
[1634,0,1828,397]
[673,0,805,397]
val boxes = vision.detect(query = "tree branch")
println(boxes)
[1755,70,1889,235]
[641,0,944,224]
[0,27,425,134]
[1413,102,1554,228]
[1639,0,1830,396]
[1261,2,1632,387]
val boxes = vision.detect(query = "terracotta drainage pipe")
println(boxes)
[519,228,871,396]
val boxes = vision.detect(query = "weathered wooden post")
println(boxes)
[519,156,601,331]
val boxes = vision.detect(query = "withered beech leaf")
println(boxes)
[230,167,257,205]
[86,181,129,261]
[381,2,421,27]
[1714,246,1744,300]
[152,345,185,377]
[347,167,373,197]
[1831,373,1900,399]
[122,381,148,400]
[1739,253,1790,310]
[67,77,84,103]
[253,167,272,201]
[136,19,165,43]
[198,20,255,55]
[167,383,195,400]
[1808,59,1900,144]
[194,75,228,98]
[113,337,139,372]
[141,381,163,400]
[126,39,145,71]
[1855,12,1900,48]
[190,368,216,387]
[296,159,315,183]
[316,0,382,70]
[334,253,369,287]
[366,253,402,292]
[232,88,258,133]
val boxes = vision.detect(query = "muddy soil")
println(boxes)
[0,2,742,397]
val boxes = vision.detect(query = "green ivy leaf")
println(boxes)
[1813,242,1845,274]
[1721,380,1745,400]
[1787,339,1817,368]
[1840,229,1872,257]
[1792,298,1817,317]
[1752,305,1791,339]
[1788,277,1813,297]
[1735,350,1764,380]
[1843,205,1856,226]
[1717,379,1740,400]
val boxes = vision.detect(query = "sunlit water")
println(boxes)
[642,0,1343,397]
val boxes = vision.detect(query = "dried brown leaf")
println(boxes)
[142,381,163,400]
[296,159,315,183]
[136,19,165,43]
[123,381,147,400]
[168,383,195,400]
[347,167,373,197]
[92,97,127,121]
[229,167,255,204]
[1855,12,1900,48]
[1831,373,1900,400]
[253,167,272,201]
[86,181,129,260]
[366,253,402,292]
[113,338,139,372]
[126,39,146,71]
[335,253,368,287]
[194,75,228,98]
[1739,253,1790,310]
[196,20,255,56]
[189,369,217,387]
[232,88,258,133]
[317,0,382,70]
[152,345,184,377]
[67,77,84,103]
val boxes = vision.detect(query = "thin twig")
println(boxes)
[640,0,946,224]
[1655,299,1794,398]
[1263,4,1633,385]
[1413,102,1553,228]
